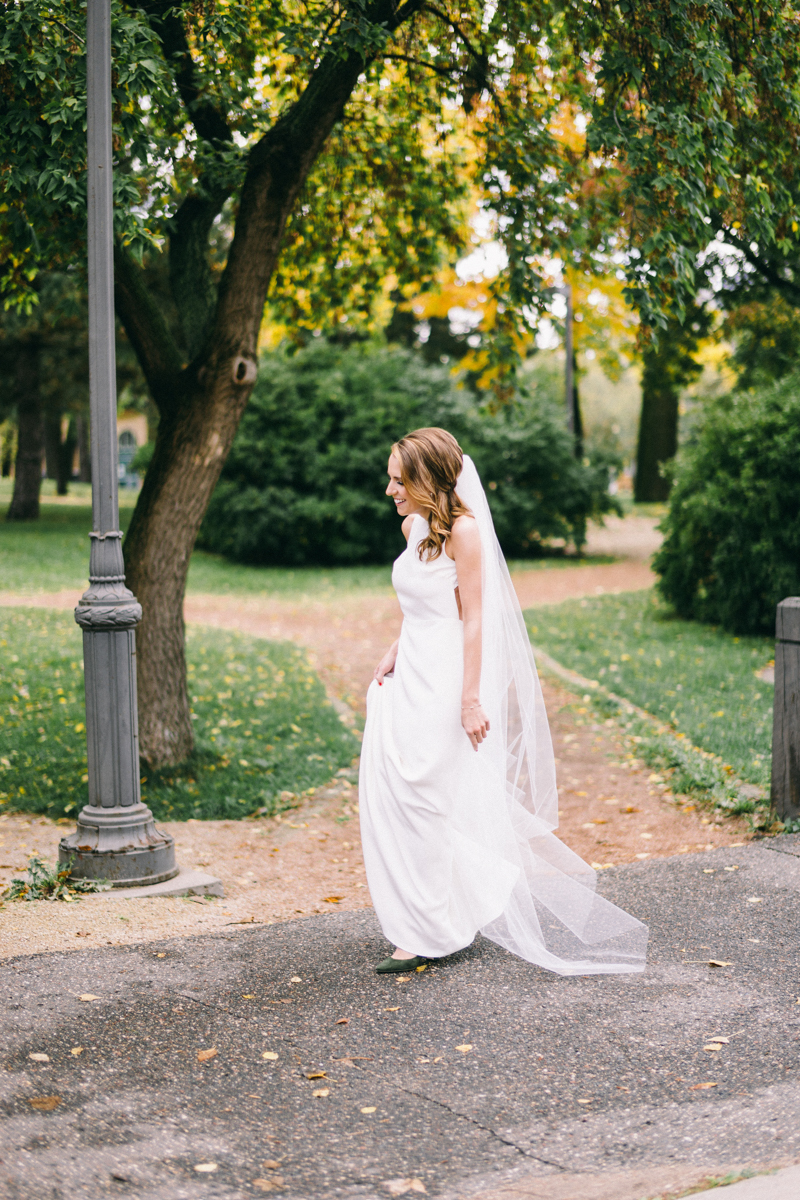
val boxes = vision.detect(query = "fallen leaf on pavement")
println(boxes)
[290,976,302,982]
[708,1036,730,1043]
[312,1088,330,1098]
[197,1048,218,1063]
[78,994,100,1002]
[262,1051,279,1061]
[361,1106,376,1114]
[395,975,411,982]
[689,1082,718,1090]
[384,1007,400,1012]
[242,994,255,999]
[577,1098,592,1104]
[193,1163,218,1173]
[335,1017,349,1025]
[747,897,763,904]
[263,1160,281,1170]
[707,961,732,968]
[155,952,166,957]
[253,1180,283,1193]
[28,1053,50,1062]
[382,1179,427,1196]
[305,1071,327,1080]
[455,1044,472,1053]
[322,896,344,903]
[28,1096,61,1111]
[703,1044,722,1052]
[70,1047,83,1056]
[416,964,427,972]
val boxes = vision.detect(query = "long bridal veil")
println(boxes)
[455,455,648,975]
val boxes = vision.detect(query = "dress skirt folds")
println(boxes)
[359,463,648,976]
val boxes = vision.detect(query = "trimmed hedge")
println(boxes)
[198,342,617,565]
[654,374,800,634]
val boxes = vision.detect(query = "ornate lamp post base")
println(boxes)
[59,802,177,887]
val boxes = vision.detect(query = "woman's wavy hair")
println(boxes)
[392,427,472,561]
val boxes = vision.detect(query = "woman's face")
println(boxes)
[386,452,426,518]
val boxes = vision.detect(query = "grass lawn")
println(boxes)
[526,591,774,790]
[0,607,359,822]
[0,488,614,597]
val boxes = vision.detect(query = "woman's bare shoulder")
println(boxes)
[446,513,479,559]
[401,514,415,542]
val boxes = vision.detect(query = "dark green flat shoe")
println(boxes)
[375,955,429,974]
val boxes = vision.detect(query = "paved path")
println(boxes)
[3,836,799,1200]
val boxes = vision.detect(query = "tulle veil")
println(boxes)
[455,454,648,975]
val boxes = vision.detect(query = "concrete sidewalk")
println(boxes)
[2,836,799,1200]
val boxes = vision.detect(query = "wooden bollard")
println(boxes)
[771,597,800,821]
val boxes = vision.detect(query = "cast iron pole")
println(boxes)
[59,0,177,885]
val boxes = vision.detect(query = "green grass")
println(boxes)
[1,495,615,598]
[0,607,359,822]
[526,591,774,789]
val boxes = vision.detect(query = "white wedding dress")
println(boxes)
[359,457,648,975]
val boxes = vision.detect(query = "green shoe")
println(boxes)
[375,955,429,974]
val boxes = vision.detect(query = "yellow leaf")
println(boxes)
[197,1047,218,1062]
[155,952,166,958]
[262,1051,279,1060]
[322,896,344,903]
[242,994,255,999]
[312,1088,330,1097]
[78,994,100,1002]
[384,1007,400,1012]
[70,1047,83,1056]
[28,1096,61,1111]
[305,1071,326,1080]
[360,1106,377,1114]
[689,1081,717,1090]
[455,1044,472,1053]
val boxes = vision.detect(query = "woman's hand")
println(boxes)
[374,640,399,686]
[461,701,490,751]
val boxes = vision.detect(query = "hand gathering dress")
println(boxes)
[359,456,648,976]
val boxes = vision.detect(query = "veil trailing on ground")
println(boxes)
[454,455,648,974]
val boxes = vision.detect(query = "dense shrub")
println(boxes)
[198,342,617,566]
[654,375,800,634]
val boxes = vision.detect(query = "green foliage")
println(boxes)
[654,377,800,634]
[724,294,800,388]
[197,342,618,566]
[0,607,358,822]
[3,855,106,901]
[525,591,774,788]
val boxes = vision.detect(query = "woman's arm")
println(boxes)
[449,515,489,750]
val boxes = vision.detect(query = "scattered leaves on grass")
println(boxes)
[28,1096,61,1111]
[690,1082,718,1090]
[197,1048,218,1063]
[28,1053,49,1062]
[262,1051,279,1061]
[312,1088,330,1098]
[382,1179,427,1196]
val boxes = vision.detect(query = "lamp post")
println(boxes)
[58,0,177,886]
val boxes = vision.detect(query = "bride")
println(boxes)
[359,427,648,976]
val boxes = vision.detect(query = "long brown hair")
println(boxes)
[392,428,471,560]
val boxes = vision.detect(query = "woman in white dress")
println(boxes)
[359,428,648,976]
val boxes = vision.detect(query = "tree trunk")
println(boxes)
[634,371,678,502]
[76,410,92,482]
[57,417,76,494]
[7,342,44,521]
[118,0,422,767]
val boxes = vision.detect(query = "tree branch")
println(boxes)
[169,190,230,359]
[114,243,184,416]
[123,0,233,146]
[715,221,800,305]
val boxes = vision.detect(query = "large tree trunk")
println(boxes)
[634,367,678,502]
[7,340,44,521]
[116,9,414,767]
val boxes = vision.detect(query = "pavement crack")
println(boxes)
[392,1082,569,1172]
